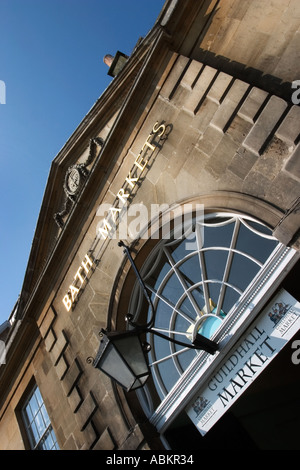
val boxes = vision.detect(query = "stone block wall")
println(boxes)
[41,54,299,450]
[135,54,300,246]
[2,51,298,451]
[35,297,149,450]
[194,0,300,85]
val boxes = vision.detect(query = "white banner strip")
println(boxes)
[186,288,300,435]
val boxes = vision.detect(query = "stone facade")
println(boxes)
[0,0,299,451]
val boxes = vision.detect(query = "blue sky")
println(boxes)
[0,0,165,325]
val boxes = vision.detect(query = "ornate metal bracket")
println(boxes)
[118,241,218,354]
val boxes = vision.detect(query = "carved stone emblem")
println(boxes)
[54,137,104,228]
[65,166,81,196]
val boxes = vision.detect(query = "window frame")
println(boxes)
[21,384,59,450]
[129,213,299,434]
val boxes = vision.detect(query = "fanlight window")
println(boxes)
[130,213,278,400]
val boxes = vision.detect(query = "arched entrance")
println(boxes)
[109,193,300,449]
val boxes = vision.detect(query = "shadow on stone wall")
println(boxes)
[193,48,295,104]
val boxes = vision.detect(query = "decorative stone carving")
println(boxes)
[54,137,104,228]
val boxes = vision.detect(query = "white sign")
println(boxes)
[186,289,300,435]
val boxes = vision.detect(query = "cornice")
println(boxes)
[15,0,202,322]
[15,26,173,331]
[0,320,40,414]
[17,24,166,318]
[2,0,215,384]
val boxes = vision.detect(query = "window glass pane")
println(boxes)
[222,286,240,314]
[25,402,34,423]
[154,356,180,396]
[150,259,170,290]
[204,250,228,283]
[41,404,50,428]
[29,394,39,419]
[236,222,277,263]
[174,311,193,335]
[35,388,44,408]
[30,420,39,446]
[132,213,279,403]
[35,410,45,437]
[181,295,201,320]
[176,348,196,371]
[202,221,234,249]
[228,253,260,291]
[22,385,59,450]
[40,429,55,450]
[179,255,201,286]
[51,429,59,450]
[161,272,184,300]
[153,300,173,329]
[169,240,188,263]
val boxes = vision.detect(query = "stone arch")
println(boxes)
[109,191,284,330]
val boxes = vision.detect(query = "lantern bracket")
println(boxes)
[118,241,218,354]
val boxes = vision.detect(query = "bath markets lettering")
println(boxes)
[186,288,300,435]
[63,254,94,312]
[62,122,167,311]
[96,121,166,240]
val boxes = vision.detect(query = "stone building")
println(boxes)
[0,0,300,451]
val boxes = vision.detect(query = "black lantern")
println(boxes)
[90,242,218,392]
[93,329,150,392]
